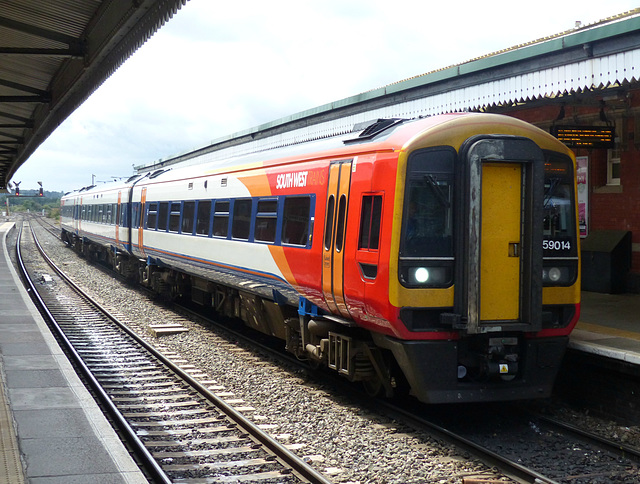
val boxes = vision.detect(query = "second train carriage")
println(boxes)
[61,113,581,403]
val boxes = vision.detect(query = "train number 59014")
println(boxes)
[543,240,571,250]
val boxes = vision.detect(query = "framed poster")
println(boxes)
[576,156,588,238]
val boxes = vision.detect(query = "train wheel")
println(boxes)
[362,376,384,398]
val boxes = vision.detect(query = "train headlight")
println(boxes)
[548,267,562,282]
[412,267,430,283]
[542,263,577,286]
[400,261,453,288]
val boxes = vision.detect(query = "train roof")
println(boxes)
[63,113,566,199]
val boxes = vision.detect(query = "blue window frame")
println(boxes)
[213,200,230,238]
[140,194,314,249]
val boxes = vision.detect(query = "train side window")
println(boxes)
[213,200,229,237]
[324,195,335,250]
[359,195,382,250]
[196,200,212,236]
[169,202,181,232]
[132,204,139,229]
[120,203,127,226]
[335,194,347,252]
[255,199,277,243]
[282,196,311,246]
[157,202,169,231]
[147,202,158,230]
[232,199,252,240]
[182,201,195,235]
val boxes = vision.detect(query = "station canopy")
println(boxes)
[0,0,188,192]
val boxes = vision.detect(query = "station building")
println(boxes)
[147,9,640,293]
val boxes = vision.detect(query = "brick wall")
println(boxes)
[501,92,640,290]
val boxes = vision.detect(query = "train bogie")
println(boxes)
[61,113,580,404]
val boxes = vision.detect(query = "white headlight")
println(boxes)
[413,267,429,283]
[548,267,562,282]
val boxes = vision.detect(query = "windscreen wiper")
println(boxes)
[424,175,450,208]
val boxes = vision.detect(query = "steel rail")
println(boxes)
[29,216,560,484]
[26,221,333,484]
[174,304,558,484]
[375,400,561,484]
[534,414,640,461]
[16,222,172,484]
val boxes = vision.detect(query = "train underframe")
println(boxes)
[64,233,567,403]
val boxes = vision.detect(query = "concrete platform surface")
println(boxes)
[0,221,147,484]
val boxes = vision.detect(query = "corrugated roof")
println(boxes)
[147,9,640,171]
[0,0,188,191]
[385,8,640,91]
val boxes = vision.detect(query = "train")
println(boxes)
[60,113,581,404]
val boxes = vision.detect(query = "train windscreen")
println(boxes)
[542,154,578,286]
[399,147,455,288]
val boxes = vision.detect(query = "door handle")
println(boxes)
[509,242,520,257]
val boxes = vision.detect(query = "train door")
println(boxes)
[115,191,122,248]
[479,163,521,320]
[138,187,147,257]
[76,197,82,235]
[461,137,544,334]
[322,160,353,319]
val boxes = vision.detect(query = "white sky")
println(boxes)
[12,0,640,192]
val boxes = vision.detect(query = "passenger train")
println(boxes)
[61,113,580,403]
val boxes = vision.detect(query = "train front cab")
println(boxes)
[379,128,580,403]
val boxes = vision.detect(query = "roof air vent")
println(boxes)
[343,118,406,144]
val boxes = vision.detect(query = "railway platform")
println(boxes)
[571,291,640,365]
[0,221,146,484]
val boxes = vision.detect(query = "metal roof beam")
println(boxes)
[0,111,30,123]
[0,131,24,141]
[0,47,84,57]
[0,78,50,96]
[0,15,84,47]
[0,93,51,103]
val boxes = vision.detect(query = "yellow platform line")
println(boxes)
[576,321,640,341]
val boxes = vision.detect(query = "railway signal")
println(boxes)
[6,181,45,197]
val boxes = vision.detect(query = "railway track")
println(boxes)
[24,215,640,483]
[384,400,640,484]
[17,219,332,484]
